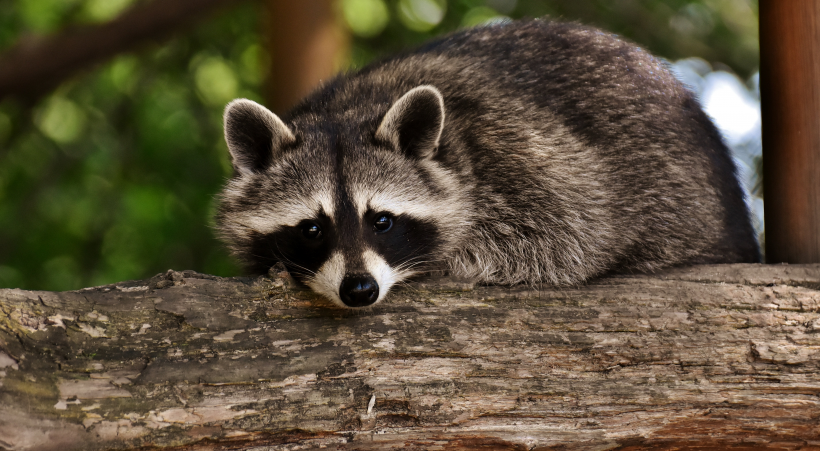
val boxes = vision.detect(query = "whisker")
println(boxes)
[271,242,317,277]
[247,248,317,279]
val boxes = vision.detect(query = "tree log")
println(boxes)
[1,264,820,450]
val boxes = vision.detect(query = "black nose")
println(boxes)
[339,275,379,307]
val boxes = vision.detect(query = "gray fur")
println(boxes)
[216,20,759,306]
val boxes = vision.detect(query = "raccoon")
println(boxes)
[216,19,760,308]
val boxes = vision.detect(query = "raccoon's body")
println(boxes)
[216,20,760,308]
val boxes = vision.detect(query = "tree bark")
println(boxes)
[0,0,243,103]
[1,264,820,450]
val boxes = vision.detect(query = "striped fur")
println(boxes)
[216,20,759,307]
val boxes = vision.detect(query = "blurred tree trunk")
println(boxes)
[263,0,350,115]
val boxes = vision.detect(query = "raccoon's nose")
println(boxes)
[339,275,379,307]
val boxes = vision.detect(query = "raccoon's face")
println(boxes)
[216,86,469,308]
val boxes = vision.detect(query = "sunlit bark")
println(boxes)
[2,264,819,450]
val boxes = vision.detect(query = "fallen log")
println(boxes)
[1,264,819,450]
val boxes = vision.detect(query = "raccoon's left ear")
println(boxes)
[223,99,296,176]
[376,85,445,160]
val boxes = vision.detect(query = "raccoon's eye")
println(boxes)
[373,214,393,233]
[302,223,322,240]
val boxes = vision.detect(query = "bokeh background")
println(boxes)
[0,0,761,291]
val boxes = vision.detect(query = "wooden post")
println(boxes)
[760,1,820,263]
[263,0,349,115]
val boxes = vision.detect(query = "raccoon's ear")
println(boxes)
[376,85,445,159]
[223,99,296,176]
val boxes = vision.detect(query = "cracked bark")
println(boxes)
[1,264,820,450]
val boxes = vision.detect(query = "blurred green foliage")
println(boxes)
[0,0,758,290]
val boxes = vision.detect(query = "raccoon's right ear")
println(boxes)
[376,85,445,160]
[223,99,296,176]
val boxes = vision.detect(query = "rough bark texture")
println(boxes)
[1,264,820,451]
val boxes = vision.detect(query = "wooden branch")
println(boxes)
[0,0,243,103]
[1,264,820,450]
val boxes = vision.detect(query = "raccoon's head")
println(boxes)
[216,86,470,308]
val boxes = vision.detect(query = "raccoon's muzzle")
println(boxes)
[339,275,379,307]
